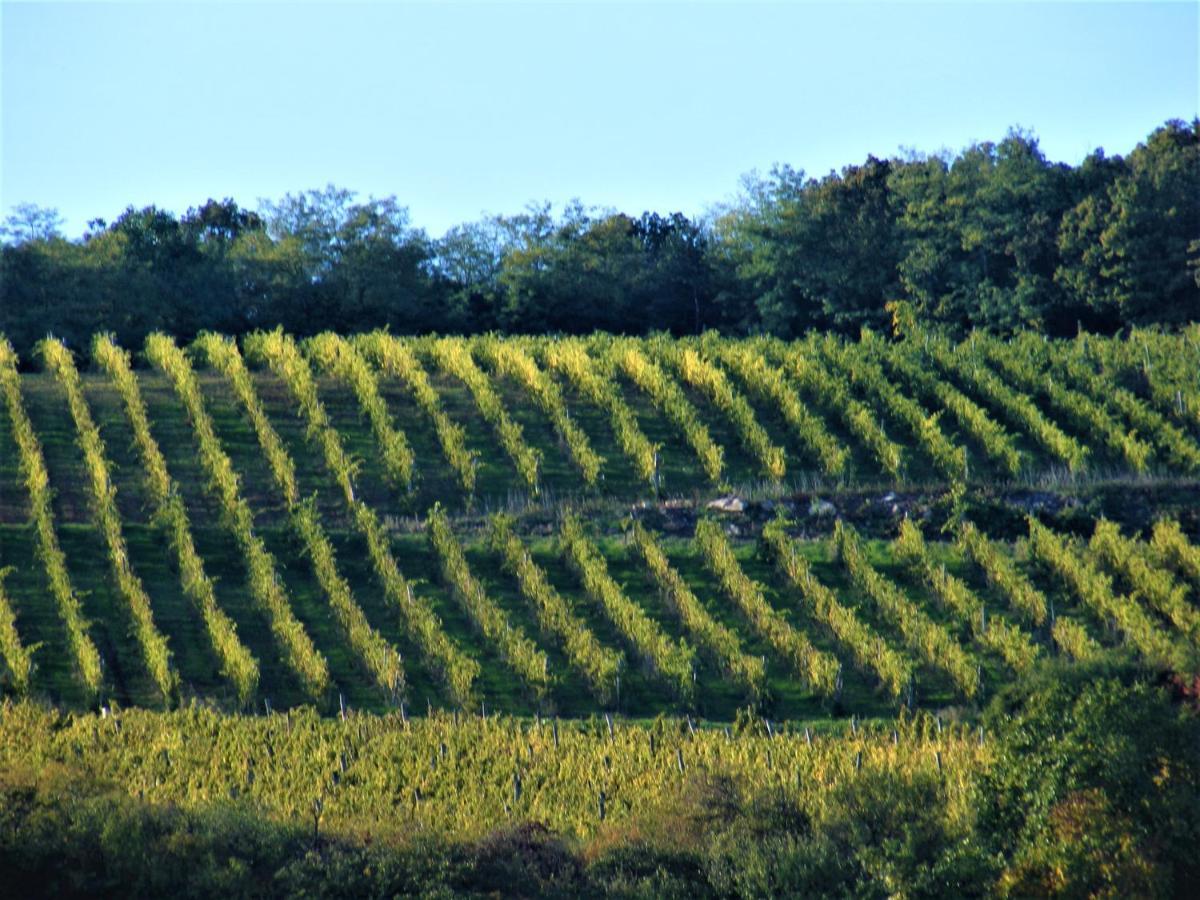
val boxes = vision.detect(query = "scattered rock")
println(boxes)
[707,495,746,514]
[1003,491,1079,516]
[809,499,837,517]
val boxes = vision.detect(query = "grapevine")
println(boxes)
[834,520,979,697]
[305,332,417,489]
[0,337,103,700]
[761,516,911,698]
[145,333,331,700]
[42,337,180,702]
[490,515,622,703]
[355,332,478,492]
[628,521,765,695]
[97,333,260,702]
[427,336,541,490]
[607,339,724,484]
[559,514,696,700]
[477,337,604,486]
[426,505,550,698]
[893,518,1039,674]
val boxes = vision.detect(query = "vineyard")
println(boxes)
[1,328,1199,894]
[0,328,1198,716]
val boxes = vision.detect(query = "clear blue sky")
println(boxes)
[2,1,1196,239]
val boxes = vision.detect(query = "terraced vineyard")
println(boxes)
[0,328,1197,720]
[3,327,1200,895]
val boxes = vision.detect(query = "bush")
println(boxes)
[981,660,1200,898]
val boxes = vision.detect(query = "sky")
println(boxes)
[2,1,1197,239]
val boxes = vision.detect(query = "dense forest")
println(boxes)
[2,119,1196,360]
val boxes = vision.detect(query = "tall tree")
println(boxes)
[258,186,435,333]
[891,132,1070,334]
[1097,120,1199,326]
[631,211,714,334]
[1,203,64,245]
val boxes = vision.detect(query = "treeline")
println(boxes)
[2,120,1196,360]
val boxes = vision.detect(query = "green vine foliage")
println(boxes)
[355,332,477,492]
[541,338,658,486]
[694,518,837,694]
[628,521,764,696]
[834,520,979,698]
[427,505,550,699]
[490,515,621,703]
[607,339,724,485]
[559,514,696,701]
[761,515,911,698]
[42,337,179,703]
[478,337,604,486]
[0,338,103,700]
[146,333,331,700]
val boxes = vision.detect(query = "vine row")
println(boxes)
[761,517,911,698]
[1088,519,1200,643]
[94,334,260,703]
[428,337,541,490]
[1057,340,1200,473]
[42,337,179,701]
[233,331,420,699]
[833,520,979,697]
[926,338,1087,471]
[981,337,1151,471]
[893,518,1039,674]
[240,331,480,704]
[628,521,764,695]
[0,337,103,700]
[478,338,604,486]
[541,339,658,487]
[489,516,622,703]
[607,340,724,484]
[305,332,416,489]
[0,567,33,694]
[355,333,477,492]
[559,514,695,700]
[775,341,903,479]
[822,337,965,483]
[715,341,847,476]
[145,334,331,699]
[662,343,786,481]
[955,521,1101,662]
[1151,519,1200,588]
[879,336,1023,477]
[1026,517,1187,671]
[426,505,550,698]
[694,519,837,694]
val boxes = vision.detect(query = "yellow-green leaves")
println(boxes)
[0,337,103,700]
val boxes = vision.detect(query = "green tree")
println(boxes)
[891,132,1070,334]
[1052,148,1129,332]
[708,164,818,336]
[1093,120,1199,325]
[258,186,437,333]
[433,218,508,331]
[632,211,716,334]
[496,203,643,333]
